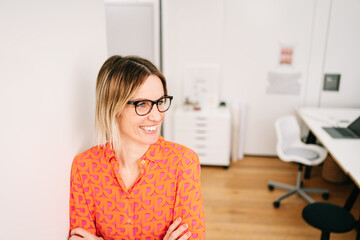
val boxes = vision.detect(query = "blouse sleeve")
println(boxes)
[174,149,206,239]
[69,155,97,236]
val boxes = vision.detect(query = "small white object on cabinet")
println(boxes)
[173,107,231,168]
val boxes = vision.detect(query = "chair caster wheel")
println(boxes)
[322,192,330,200]
[268,185,274,191]
[273,201,280,208]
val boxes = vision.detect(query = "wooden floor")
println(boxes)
[200,156,360,240]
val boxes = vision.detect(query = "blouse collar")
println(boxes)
[104,136,164,163]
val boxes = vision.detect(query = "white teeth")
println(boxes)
[141,126,157,131]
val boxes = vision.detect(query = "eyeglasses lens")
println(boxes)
[157,97,171,112]
[135,101,151,115]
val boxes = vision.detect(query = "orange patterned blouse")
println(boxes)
[69,136,205,240]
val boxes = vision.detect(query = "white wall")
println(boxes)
[162,0,360,156]
[303,0,332,107]
[162,0,319,155]
[319,0,360,108]
[162,0,225,140]
[221,0,317,155]
[162,0,224,103]
[0,1,107,239]
[104,0,160,66]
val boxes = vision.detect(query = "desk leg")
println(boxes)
[343,186,359,239]
[356,214,359,240]
[344,186,359,211]
[305,131,317,144]
[304,131,317,179]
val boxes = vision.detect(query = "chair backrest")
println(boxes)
[275,115,301,153]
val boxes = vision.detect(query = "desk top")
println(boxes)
[297,107,360,187]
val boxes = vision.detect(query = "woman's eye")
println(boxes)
[137,102,147,108]
[158,100,165,105]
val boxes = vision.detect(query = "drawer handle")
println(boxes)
[195,145,206,149]
[195,130,207,134]
[197,153,207,157]
[196,123,207,127]
[195,136,207,140]
[196,117,207,121]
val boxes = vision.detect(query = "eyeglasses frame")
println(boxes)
[127,95,173,116]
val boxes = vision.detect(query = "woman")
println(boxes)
[69,56,205,240]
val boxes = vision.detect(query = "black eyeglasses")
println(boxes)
[127,95,173,116]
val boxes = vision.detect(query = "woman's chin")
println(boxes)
[139,133,159,145]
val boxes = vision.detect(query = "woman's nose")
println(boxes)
[148,104,163,121]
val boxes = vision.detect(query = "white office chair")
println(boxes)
[268,115,330,208]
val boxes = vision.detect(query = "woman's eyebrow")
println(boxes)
[129,98,147,102]
[130,96,165,102]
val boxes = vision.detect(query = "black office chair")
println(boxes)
[302,202,355,240]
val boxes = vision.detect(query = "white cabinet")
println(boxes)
[173,107,231,167]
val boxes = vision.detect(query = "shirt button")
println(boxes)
[140,160,145,164]
[127,219,131,223]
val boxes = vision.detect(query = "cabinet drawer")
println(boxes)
[173,107,231,167]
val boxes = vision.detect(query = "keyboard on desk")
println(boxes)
[334,128,354,137]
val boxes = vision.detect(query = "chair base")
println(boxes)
[268,164,329,207]
[321,231,330,240]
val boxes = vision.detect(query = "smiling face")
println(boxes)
[117,74,165,148]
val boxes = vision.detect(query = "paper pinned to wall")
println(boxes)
[266,43,301,95]
[266,67,301,94]
[183,64,220,108]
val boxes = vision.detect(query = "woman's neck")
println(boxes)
[116,140,150,169]
[114,140,150,190]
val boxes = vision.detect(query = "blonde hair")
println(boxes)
[95,55,167,152]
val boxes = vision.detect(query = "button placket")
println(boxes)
[138,158,146,177]
[126,194,134,226]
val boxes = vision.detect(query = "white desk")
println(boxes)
[297,107,360,188]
